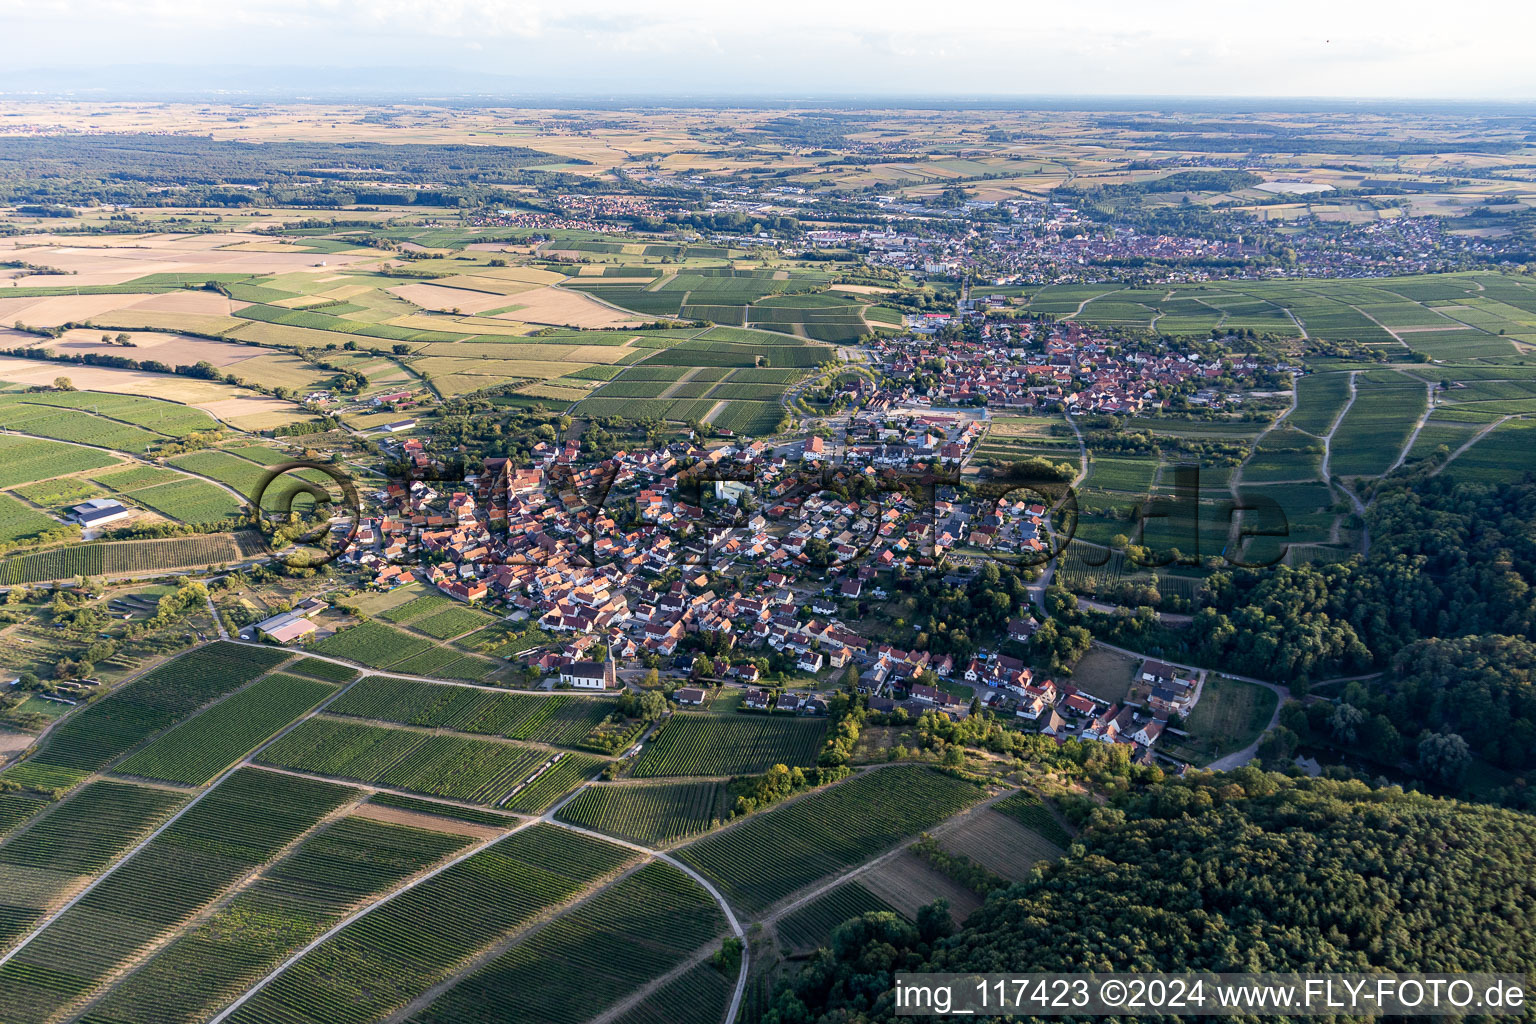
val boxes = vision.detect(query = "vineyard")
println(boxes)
[112,673,338,786]
[0,792,51,842]
[1,642,288,789]
[993,791,1073,849]
[312,621,436,668]
[410,861,726,1024]
[0,533,245,584]
[555,781,730,846]
[0,768,358,1024]
[501,752,605,814]
[365,792,518,829]
[774,880,898,952]
[327,676,620,748]
[609,963,732,1024]
[223,824,637,1024]
[676,766,986,913]
[0,780,186,951]
[255,717,592,806]
[630,714,828,777]
[75,816,473,1024]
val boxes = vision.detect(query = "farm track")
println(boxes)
[1386,381,1437,475]
[1430,414,1519,477]
[0,428,250,506]
[0,668,367,972]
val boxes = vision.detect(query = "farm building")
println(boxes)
[255,610,319,645]
[72,498,132,528]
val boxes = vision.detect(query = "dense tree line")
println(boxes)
[760,772,1536,1024]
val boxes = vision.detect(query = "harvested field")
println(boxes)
[348,801,505,840]
[388,282,527,315]
[493,286,649,328]
[858,850,982,924]
[938,807,1065,882]
[39,329,258,367]
[0,356,310,428]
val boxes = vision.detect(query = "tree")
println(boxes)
[1417,731,1472,788]
[53,376,74,391]
[639,690,668,721]
[392,343,412,355]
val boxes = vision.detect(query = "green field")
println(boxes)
[113,673,337,786]
[410,860,725,1024]
[676,765,985,913]
[630,714,828,778]
[555,781,730,845]
[326,676,618,748]
[0,533,248,584]
[0,768,358,1024]
[222,823,636,1024]
[0,781,187,949]
[775,880,899,952]
[74,815,472,1024]
[254,717,581,806]
[2,642,288,788]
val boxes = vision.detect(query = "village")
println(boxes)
[282,394,1213,770]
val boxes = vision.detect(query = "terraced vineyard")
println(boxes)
[112,673,338,786]
[75,816,473,1024]
[0,642,288,791]
[0,781,187,951]
[409,861,726,1024]
[223,823,637,1024]
[676,766,986,913]
[631,714,828,778]
[0,768,358,1024]
[555,781,730,845]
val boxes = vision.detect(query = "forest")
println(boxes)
[758,772,1536,1024]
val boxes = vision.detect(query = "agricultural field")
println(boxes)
[555,781,731,845]
[311,620,437,668]
[1329,372,1428,480]
[774,881,899,952]
[325,676,618,748]
[253,717,587,806]
[992,791,1074,849]
[0,492,63,545]
[676,765,986,913]
[1171,676,1281,764]
[410,860,726,1024]
[221,823,637,1024]
[938,804,1067,883]
[74,815,473,1024]
[0,780,187,950]
[0,533,250,584]
[112,673,338,786]
[0,434,119,488]
[0,768,359,1024]
[607,963,732,1024]
[630,714,828,778]
[1,642,288,790]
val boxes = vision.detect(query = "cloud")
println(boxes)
[0,0,1531,98]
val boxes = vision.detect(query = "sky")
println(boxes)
[1,0,1534,100]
